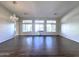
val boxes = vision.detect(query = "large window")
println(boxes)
[46,20,56,32]
[35,20,44,32]
[22,20,56,33]
[22,20,32,32]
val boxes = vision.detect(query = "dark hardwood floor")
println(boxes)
[0,35,74,57]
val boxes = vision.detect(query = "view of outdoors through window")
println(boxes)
[22,20,56,32]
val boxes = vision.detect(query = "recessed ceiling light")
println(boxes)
[13,1,17,4]
[54,13,57,15]
[24,13,28,15]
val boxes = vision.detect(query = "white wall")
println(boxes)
[61,6,79,43]
[0,5,15,43]
[59,6,79,56]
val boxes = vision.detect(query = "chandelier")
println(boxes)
[10,1,19,22]
[10,14,19,22]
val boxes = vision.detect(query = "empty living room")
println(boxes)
[0,0,79,58]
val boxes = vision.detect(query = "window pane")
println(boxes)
[46,24,51,32]
[46,24,56,32]
[35,20,44,23]
[52,25,56,32]
[47,20,56,23]
[23,20,32,23]
[35,24,44,32]
[22,24,32,32]
[22,24,26,32]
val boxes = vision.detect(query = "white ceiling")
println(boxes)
[0,1,79,19]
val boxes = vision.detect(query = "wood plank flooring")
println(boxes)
[0,35,71,57]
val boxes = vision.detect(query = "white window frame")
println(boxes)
[22,20,32,32]
[34,20,45,32]
[22,20,56,33]
[46,20,56,32]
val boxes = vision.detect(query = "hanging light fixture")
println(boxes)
[10,14,19,22]
[10,1,19,22]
